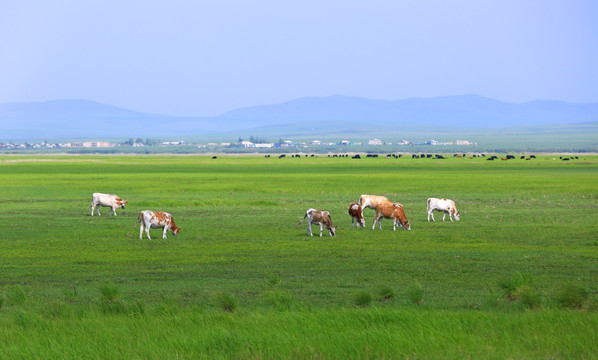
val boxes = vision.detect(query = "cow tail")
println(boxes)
[137,212,142,223]
[426,198,431,213]
[296,213,307,227]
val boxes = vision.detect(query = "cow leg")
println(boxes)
[442,211,447,221]
[427,209,434,221]
[145,226,152,240]
[139,224,145,239]
[307,220,313,236]
[319,224,324,237]
[372,213,383,230]
[162,227,168,239]
[110,206,116,216]
[392,219,397,231]
[91,204,95,216]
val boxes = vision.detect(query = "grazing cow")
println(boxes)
[371,202,411,231]
[138,210,181,239]
[297,208,337,237]
[348,202,366,228]
[427,198,460,222]
[90,193,127,216]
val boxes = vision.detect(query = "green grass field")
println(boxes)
[1,154,597,358]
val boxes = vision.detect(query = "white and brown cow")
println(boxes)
[90,193,127,216]
[372,202,411,231]
[138,210,181,239]
[427,198,460,222]
[359,194,391,217]
[348,202,366,228]
[297,208,337,237]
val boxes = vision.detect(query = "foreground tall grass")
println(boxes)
[1,307,596,359]
[1,154,597,358]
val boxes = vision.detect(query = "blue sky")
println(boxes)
[1,0,597,116]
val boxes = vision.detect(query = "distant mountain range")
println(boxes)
[1,95,597,140]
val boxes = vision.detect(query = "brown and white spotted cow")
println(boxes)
[372,202,411,231]
[297,208,337,237]
[90,193,128,216]
[427,198,460,222]
[348,202,366,228]
[138,210,181,239]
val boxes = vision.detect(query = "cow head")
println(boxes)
[329,226,337,237]
[402,220,411,231]
[117,198,127,209]
[359,218,366,227]
[172,226,181,236]
[453,211,460,221]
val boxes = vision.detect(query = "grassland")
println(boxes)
[1,154,597,358]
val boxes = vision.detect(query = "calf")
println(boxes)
[138,210,181,239]
[297,208,337,237]
[348,202,366,228]
[427,198,460,221]
[90,193,127,216]
[372,202,411,231]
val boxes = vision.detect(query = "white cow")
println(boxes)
[138,210,181,239]
[297,208,337,237]
[90,193,127,216]
[427,198,460,221]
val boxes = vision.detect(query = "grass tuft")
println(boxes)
[554,282,589,310]
[517,286,542,310]
[98,282,122,303]
[215,292,238,313]
[499,271,535,302]
[7,285,29,306]
[407,283,424,306]
[264,290,293,311]
[373,284,394,302]
[351,291,372,308]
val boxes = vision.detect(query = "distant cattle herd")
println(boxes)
[263,153,582,162]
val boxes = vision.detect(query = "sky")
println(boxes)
[1,0,597,117]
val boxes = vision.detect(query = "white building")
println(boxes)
[254,143,274,148]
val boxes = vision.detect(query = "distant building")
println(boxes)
[254,143,274,148]
[162,141,184,146]
[69,141,114,148]
[456,140,477,145]
[368,139,383,145]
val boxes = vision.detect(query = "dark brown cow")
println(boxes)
[348,202,366,228]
